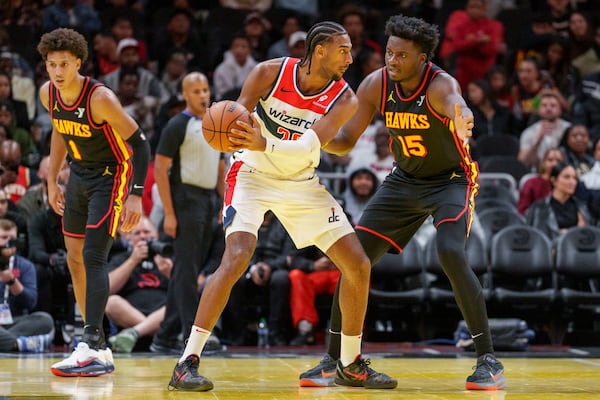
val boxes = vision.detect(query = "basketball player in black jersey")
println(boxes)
[301,15,507,390]
[37,28,150,377]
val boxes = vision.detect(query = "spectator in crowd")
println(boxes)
[116,68,159,142]
[510,56,549,131]
[543,0,572,37]
[212,34,257,101]
[347,122,395,185]
[526,162,591,240]
[149,8,206,76]
[518,90,571,169]
[0,71,30,131]
[0,100,38,168]
[465,79,518,141]
[486,65,512,109]
[0,139,39,204]
[287,31,307,59]
[572,69,600,141]
[18,156,69,224]
[0,218,55,353]
[288,246,339,346]
[452,0,505,93]
[540,35,579,102]
[242,11,272,62]
[267,13,303,59]
[342,167,379,226]
[101,38,169,105]
[578,137,600,221]
[41,0,101,40]
[559,124,594,176]
[518,147,564,215]
[109,14,148,66]
[338,3,382,91]
[0,187,28,253]
[225,211,293,346]
[160,49,188,98]
[566,11,595,62]
[0,32,36,121]
[151,72,225,354]
[27,183,69,326]
[571,24,600,78]
[91,30,120,79]
[105,217,172,353]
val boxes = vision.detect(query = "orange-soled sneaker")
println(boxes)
[168,354,213,391]
[465,353,507,390]
[299,354,337,387]
[335,355,397,389]
[50,342,114,377]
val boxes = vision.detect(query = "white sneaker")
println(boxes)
[50,342,115,377]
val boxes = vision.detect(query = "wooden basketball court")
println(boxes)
[2,345,600,399]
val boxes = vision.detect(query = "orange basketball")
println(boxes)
[202,100,251,152]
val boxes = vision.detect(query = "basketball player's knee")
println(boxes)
[82,247,107,271]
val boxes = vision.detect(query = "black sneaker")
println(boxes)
[168,355,214,391]
[335,355,398,389]
[299,354,337,387]
[465,353,506,390]
[150,335,183,355]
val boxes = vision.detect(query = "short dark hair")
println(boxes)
[37,28,88,63]
[384,15,439,60]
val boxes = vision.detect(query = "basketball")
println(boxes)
[202,100,251,152]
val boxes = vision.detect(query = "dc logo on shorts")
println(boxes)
[328,207,340,223]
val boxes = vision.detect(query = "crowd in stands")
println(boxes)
[0,0,599,351]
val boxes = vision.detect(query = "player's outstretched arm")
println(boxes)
[323,69,381,155]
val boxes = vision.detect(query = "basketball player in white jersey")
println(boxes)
[166,21,397,391]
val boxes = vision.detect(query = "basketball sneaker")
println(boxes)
[335,355,398,389]
[50,342,115,377]
[168,354,214,391]
[16,330,54,353]
[298,354,338,387]
[465,353,507,390]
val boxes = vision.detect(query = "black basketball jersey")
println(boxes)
[379,62,476,179]
[49,77,131,168]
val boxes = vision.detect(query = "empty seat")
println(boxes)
[555,227,600,305]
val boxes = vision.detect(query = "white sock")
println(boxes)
[179,326,210,364]
[340,332,362,367]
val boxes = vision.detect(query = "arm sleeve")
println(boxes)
[127,128,151,196]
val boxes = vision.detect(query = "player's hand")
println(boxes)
[229,114,266,152]
[47,181,65,216]
[120,195,142,232]
[454,103,474,143]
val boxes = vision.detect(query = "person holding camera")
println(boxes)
[105,217,173,353]
[0,218,55,353]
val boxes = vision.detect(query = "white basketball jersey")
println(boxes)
[232,57,349,178]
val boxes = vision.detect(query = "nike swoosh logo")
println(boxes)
[76,359,95,367]
[344,369,368,380]
[321,369,335,378]
[491,371,503,382]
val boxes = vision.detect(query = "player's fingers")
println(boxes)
[454,103,462,119]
